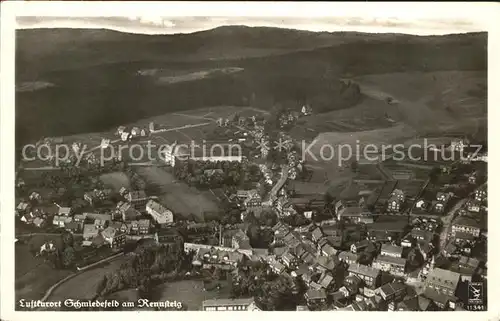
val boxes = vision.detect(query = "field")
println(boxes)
[15,242,73,302]
[151,280,231,311]
[15,28,486,149]
[47,256,129,302]
[100,171,131,191]
[134,166,220,221]
[353,71,487,137]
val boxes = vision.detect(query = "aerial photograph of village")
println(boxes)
[14,14,487,312]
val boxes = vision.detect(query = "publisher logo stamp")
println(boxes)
[468,282,484,305]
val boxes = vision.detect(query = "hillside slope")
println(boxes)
[15,27,487,146]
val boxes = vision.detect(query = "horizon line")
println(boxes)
[16,24,488,37]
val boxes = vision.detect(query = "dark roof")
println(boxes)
[379,282,406,298]
[367,221,408,232]
[453,216,481,229]
[381,244,403,256]
[423,288,456,305]
[305,289,326,300]
[338,206,371,218]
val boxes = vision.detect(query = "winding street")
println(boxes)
[438,198,467,251]
[35,251,124,309]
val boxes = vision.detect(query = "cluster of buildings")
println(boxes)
[116,125,149,142]
[16,185,176,250]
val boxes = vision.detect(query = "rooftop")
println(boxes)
[426,268,460,291]
[374,255,407,267]
[202,297,255,307]
[453,216,481,229]
[348,263,381,279]
[381,244,403,256]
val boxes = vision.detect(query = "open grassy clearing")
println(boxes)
[15,243,73,302]
[100,172,130,191]
[47,256,129,302]
[134,166,220,221]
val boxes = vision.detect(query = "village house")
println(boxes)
[202,298,259,311]
[39,241,57,255]
[52,215,73,228]
[116,125,126,135]
[451,216,481,238]
[193,247,244,270]
[347,263,381,288]
[414,198,431,212]
[16,201,31,216]
[232,230,251,250]
[337,206,372,223]
[33,217,46,228]
[117,202,141,221]
[467,199,481,213]
[101,226,126,248]
[73,213,87,223]
[422,288,456,310]
[377,281,407,303]
[21,212,37,225]
[29,191,42,202]
[146,200,174,226]
[125,190,149,208]
[372,255,407,276]
[311,227,325,243]
[121,131,130,141]
[387,189,405,213]
[474,184,487,202]
[155,229,184,251]
[291,263,309,278]
[65,221,83,233]
[317,272,335,290]
[119,187,129,197]
[130,219,151,235]
[436,192,452,204]
[58,206,72,216]
[380,244,403,258]
[396,295,437,311]
[281,251,299,269]
[305,289,327,306]
[269,259,286,275]
[402,229,434,248]
[84,213,112,230]
[318,239,337,257]
[243,193,262,209]
[109,221,131,235]
[350,240,374,254]
[82,224,100,246]
[338,251,360,265]
[84,189,111,206]
[343,274,364,296]
[312,256,339,273]
[425,268,461,297]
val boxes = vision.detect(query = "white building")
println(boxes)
[100,138,111,149]
[161,142,243,167]
[146,200,174,225]
[121,132,130,142]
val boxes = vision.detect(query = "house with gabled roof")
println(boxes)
[101,226,126,248]
[425,268,461,297]
[347,263,381,288]
[380,244,403,258]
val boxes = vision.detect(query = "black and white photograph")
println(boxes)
[1,1,498,317]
